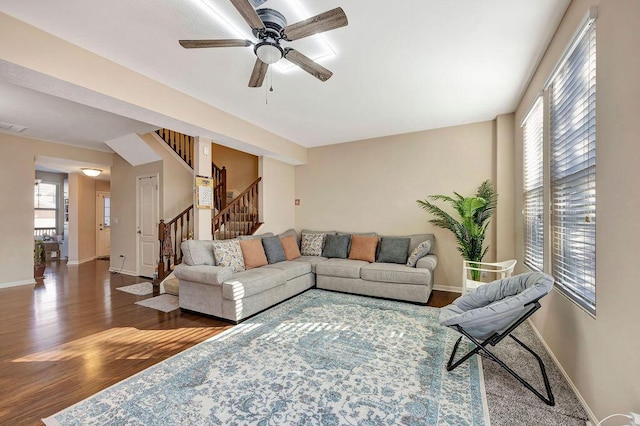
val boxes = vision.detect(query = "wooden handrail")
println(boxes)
[157,205,193,280]
[212,177,262,240]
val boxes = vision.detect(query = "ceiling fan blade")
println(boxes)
[229,0,265,31]
[283,7,348,41]
[284,48,333,82]
[179,39,252,48]
[249,58,269,87]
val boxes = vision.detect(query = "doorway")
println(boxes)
[137,175,158,278]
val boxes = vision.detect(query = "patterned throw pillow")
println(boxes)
[212,239,245,273]
[301,232,325,256]
[406,240,432,267]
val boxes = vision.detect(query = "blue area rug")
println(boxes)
[43,290,488,425]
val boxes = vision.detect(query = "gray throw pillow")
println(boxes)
[322,234,351,259]
[377,237,410,264]
[262,235,286,264]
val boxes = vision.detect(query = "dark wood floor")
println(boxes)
[0,259,458,425]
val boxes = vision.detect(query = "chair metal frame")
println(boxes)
[462,259,517,293]
[446,296,555,406]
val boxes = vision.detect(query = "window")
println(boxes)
[34,182,58,235]
[103,196,111,228]
[522,97,544,272]
[547,17,597,314]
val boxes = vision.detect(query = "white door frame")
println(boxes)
[136,174,159,277]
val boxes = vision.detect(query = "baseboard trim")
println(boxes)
[527,319,597,424]
[433,285,462,293]
[0,278,36,289]
[108,267,138,277]
[67,257,96,266]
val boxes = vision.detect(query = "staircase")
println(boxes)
[155,128,262,279]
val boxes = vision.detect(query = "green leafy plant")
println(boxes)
[34,240,45,265]
[417,180,497,280]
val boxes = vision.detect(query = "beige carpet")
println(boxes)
[483,321,588,425]
[135,294,179,313]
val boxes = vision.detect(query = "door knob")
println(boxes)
[137,230,141,234]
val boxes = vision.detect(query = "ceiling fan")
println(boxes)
[179,0,348,87]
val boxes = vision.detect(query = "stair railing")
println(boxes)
[157,205,193,280]
[212,177,262,240]
[212,162,227,212]
[156,129,194,168]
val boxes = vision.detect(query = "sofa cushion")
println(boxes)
[292,255,329,273]
[301,232,325,256]
[280,234,301,260]
[181,240,216,266]
[174,263,233,285]
[348,234,378,263]
[239,238,268,270]
[262,236,287,264]
[263,260,311,281]
[361,263,431,285]
[377,237,410,264]
[222,268,287,300]
[322,234,351,259]
[406,240,432,267]
[315,258,369,279]
[237,232,274,240]
[212,239,245,272]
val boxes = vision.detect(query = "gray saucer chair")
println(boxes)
[438,272,555,406]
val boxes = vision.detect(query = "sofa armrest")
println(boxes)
[416,254,437,271]
[174,263,233,285]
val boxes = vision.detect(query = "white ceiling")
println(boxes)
[0,0,570,148]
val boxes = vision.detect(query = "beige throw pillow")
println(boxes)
[239,238,268,270]
[348,234,378,263]
[280,234,301,260]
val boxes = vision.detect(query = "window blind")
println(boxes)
[522,97,544,272]
[548,20,596,314]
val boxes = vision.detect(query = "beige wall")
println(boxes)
[141,133,193,221]
[514,0,640,419]
[95,180,110,193]
[294,120,512,290]
[109,156,162,275]
[0,133,112,287]
[67,173,97,264]
[212,143,259,193]
[259,157,295,235]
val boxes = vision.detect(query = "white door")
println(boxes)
[96,192,111,258]
[137,175,158,278]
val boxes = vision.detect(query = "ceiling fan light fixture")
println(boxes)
[81,168,102,177]
[255,41,283,64]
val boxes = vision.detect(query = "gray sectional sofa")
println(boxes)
[174,230,437,323]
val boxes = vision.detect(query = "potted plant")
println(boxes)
[34,240,46,279]
[417,180,497,280]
